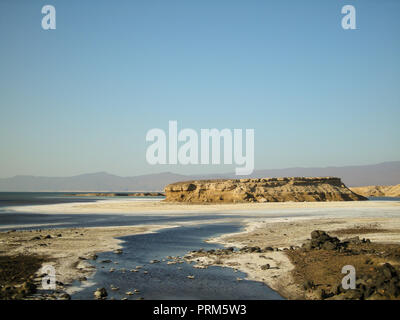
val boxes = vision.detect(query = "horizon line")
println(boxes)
[1,160,399,180]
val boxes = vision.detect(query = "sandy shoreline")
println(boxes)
[186,216,400,299]
[0,224,177,297]
[2,199,400,299]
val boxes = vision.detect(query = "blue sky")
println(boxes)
[0,0,399,177]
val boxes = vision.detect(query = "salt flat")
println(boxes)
[6,198,400,217]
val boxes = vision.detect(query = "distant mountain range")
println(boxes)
[0,161,399,192]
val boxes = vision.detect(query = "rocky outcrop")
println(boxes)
[301,230,370,251]
[298,231,400,300]
[164,177,367,203]
[350,185,400,198]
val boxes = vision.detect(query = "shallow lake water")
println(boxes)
[2,193,399,300]
[72,223,284,300]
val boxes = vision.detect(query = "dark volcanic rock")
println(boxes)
[297,231,400,300]
[303,230,343,251]
[94,288,107,299]
[263,246,274,252]
[239,246,262,253]
[335,263,400,300]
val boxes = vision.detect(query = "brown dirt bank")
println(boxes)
[165,177,367,203]
[0,254,45,299]
[287,230,400,299]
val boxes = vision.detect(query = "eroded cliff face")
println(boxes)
[164,177,367,203]
[350,185,400,198]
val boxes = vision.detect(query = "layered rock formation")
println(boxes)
[164,177,367,203]
[350,185,400,198]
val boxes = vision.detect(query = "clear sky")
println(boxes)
[0,0,399,177]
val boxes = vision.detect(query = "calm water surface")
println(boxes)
[72,224,283,300]
[0,192,283,300]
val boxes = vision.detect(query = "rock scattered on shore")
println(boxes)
[59,293,71,300]
[289,230,400,300]
[301,230,371,252]
[94,288,107,299]
[150,259,160,264]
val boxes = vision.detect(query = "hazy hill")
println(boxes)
[0,171,187,192]
[0,161,398,192]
